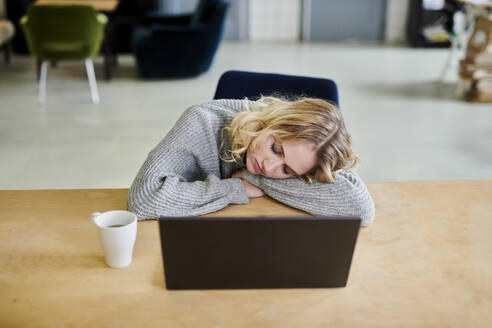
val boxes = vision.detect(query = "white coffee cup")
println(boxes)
[91,210,137,268]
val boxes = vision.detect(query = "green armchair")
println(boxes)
[20,4,107,104]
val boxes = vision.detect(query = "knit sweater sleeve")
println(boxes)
[127,101,249,220]
[242,170,375,227]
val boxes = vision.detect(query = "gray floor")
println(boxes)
[0,42,491,190]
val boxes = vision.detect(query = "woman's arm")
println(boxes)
[231,170,265,198]
[241,170,375,227]
[127,150,249,220]
[127,103,249,220]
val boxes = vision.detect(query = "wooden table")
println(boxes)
[1,180,491,327]
[36,0,119,12]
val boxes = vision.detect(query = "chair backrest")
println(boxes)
[22,4,105,59]
[213,70,339,106]
[191,0,229,26]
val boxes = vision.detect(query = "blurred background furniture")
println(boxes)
[132,0,229,78]
[5,0,34,54]
[407,0,461,48]
[36,0,119,80]
[36,0,118,11]
[213,70,340,107]
[6,0,118,79]
[0,18,14,64]
[108,0,155,55]
[459,15,492,102]
[439,0,492,81]
[20,4,107,104]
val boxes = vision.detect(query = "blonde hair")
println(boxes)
[220,96,359,183]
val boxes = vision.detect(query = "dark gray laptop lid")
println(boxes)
[159,216,361,290]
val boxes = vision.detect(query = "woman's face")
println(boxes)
[245,135,318,179]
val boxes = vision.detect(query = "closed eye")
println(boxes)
[271,143,294,176]
[270,143,281,155]
[283,166,291,175]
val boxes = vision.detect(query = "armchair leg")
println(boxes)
[39,61,48,104]
[85,59,100,104]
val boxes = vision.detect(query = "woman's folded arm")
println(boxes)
[127,168,248,220]
[127,103,250,219]
[242,170,375,227]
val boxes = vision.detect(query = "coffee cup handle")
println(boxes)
[91,212,101,225]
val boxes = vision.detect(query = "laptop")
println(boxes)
[158,216,361,290]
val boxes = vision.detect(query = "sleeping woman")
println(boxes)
[127,97,375,226]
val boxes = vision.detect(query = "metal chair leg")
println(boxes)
[85,58,100,104]
[39,61,48,104]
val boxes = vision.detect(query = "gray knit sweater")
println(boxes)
[127,99,375,226]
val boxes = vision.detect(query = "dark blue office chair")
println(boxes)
[213,70,339,106]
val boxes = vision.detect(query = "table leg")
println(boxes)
[104,21,114,81]
[3,42,11,64]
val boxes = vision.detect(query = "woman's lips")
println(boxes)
[254,159,264,175]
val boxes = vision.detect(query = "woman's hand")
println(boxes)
[232,169,266,198]
[231,169,245,179]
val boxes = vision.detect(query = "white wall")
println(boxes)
[250,0,409,43]
[249,0,301,41]
[158,0,408,43]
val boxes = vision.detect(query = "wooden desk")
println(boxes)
[36,0,119,12]
[0,180,491,327]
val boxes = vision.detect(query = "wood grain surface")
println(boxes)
[458,0,492,9]
[0,180,491,327]
[36,0,119,11]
